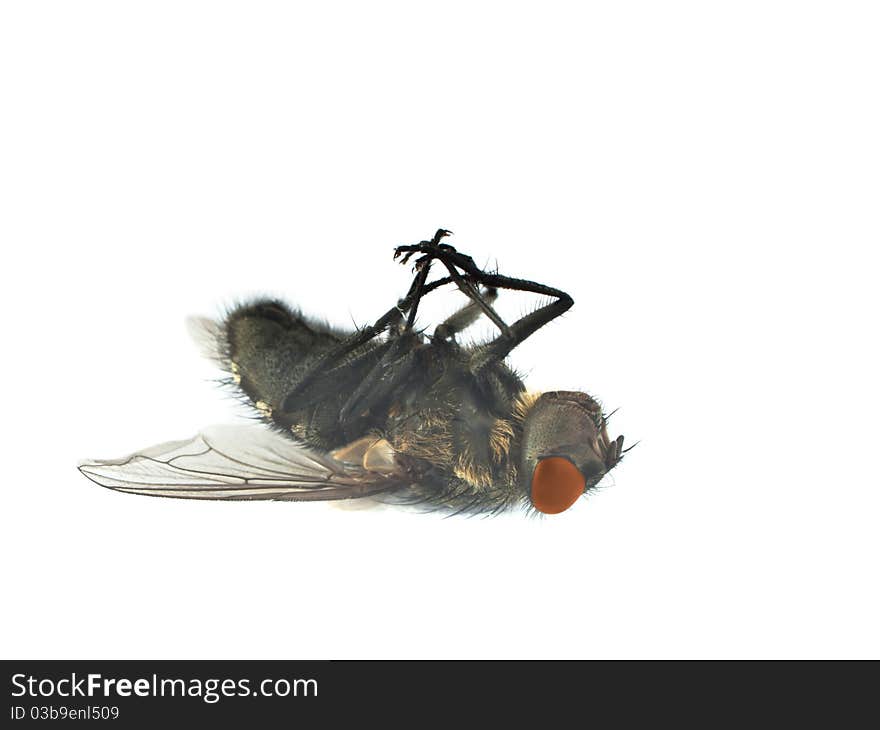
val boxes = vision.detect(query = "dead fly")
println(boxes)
[79,230,629,515]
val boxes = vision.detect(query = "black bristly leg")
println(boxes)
[437,260,511,337]
[392,233,574,370]
[392,228,454,268]
[428,249,574,372]
[396,230,510,336]
[279,273,453,414]
[434,286,498,340]
[469,288,573,373]
[336,336,420,436]
[279,230,463,415]
[403,249,433,331]
[279,229,571,420]
[333,231,468,429]
[332,256,435,431]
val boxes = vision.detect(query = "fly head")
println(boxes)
[520,391,625,514]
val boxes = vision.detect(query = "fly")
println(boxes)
[79,229,630,515]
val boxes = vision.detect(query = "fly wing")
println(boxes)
[78,424,406,501]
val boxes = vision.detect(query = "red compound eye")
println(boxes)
[530,457,585,514]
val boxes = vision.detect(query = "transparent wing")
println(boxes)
[78,424,406,501]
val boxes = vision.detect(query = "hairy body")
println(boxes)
[80,230,625,515]
[222,300,539,512]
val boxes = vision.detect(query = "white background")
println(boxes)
[1,2,878,659]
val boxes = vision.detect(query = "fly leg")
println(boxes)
[397,231,511,337]
[279,230,456,416]
[413,246,574,372]
[278,274,452,414]
[464,270,573,373]
[433,286,498,340]
[335,338,421,438]
[393,228,452,330]
[333,230,459,433]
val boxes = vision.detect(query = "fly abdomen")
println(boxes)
[224,300,344,406]
[217,299,384,448]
